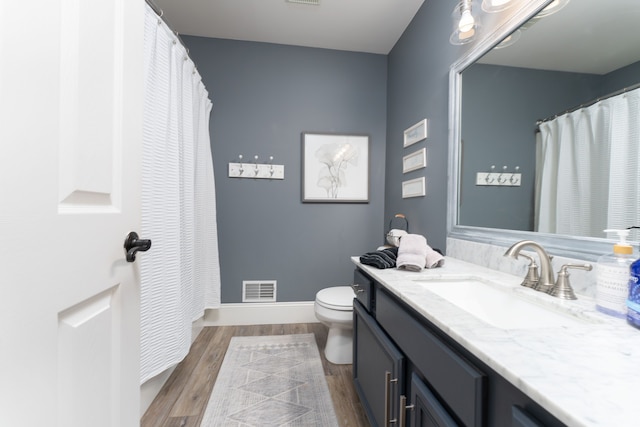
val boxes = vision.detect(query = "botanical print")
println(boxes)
[302,133,369,202]
[315,142,360,198]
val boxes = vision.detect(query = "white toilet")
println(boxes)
[314,286,355,364]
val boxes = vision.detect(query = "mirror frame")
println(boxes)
[447,0,614,261]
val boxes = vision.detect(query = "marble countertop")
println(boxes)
[352,256,640,427]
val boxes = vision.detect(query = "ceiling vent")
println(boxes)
[286,0,320,5]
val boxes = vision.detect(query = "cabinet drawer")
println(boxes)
[376,289,485,427]
[353,269,373,312]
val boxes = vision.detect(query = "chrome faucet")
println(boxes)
[503,240,555,292]
[504,240,592,300]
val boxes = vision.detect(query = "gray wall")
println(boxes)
[182,37,387,303]
[383,0,468,252]
[602,59,640,94]
[180,1,562,303]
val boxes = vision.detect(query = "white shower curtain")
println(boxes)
[536,88,640,236]
[140,3,221,384]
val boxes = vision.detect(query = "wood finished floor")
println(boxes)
[141,323,370,427]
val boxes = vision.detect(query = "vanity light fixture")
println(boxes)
[481,0,516,13]
[518,0,571,32]
[493,29,521,49]
[536,0,570,17]
[450,0,478,45]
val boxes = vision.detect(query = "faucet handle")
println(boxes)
[517,253,539,289]
[548,263,592,300]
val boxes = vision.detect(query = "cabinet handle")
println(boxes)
[351,283,365,294]
[385,371,399,426]
[398,395,415,427]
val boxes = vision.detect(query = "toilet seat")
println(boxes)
[315,286,354,311]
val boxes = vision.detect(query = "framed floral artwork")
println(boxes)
[301,132,369,203]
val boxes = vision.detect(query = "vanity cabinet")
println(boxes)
[511,406,544,427]
[353,268,567,427]
[353,300,404,427]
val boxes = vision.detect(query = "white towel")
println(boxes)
[425,245,445,268]
[397,234,428,271]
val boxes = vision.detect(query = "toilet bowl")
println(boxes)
[314,286,355,364]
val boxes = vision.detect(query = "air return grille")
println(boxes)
[286,0,320,5]
[242,280,277,302]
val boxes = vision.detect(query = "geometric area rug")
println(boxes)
[200,334,339,426]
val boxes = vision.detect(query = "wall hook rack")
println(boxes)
[228,154,284,180]
[475,165,521,187]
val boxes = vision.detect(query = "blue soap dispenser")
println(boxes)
[627,227,640,329]
[596,229,634,317]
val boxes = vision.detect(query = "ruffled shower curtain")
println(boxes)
[140,3,221,384]
[536,88,640,236]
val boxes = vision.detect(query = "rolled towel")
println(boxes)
[396,234,428,272]
[360,247,398,269]
[386,229,408,247]
[425,245,445,268]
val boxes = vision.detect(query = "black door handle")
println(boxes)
[124,232,151,262]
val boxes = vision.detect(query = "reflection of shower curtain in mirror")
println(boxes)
[536,88,640,237]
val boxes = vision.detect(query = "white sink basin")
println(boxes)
[415,278,595,330]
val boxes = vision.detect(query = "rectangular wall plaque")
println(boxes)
[402,177,426,198]
[403,148,427,173]
[403,119,428,147]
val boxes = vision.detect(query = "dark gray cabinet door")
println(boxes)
[410,372,460,427]
[353,299,405,427]
[511,406,544,427]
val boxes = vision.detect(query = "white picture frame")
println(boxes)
[402,177,426,198]
[403,119,428,147]
[301,132,370,203]
[403,148,427,174]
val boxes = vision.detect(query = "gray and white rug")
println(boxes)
[200,333,339,426]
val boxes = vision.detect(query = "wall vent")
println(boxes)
[242,280,277,302]
[286,0,320,5]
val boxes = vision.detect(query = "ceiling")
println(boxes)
[150,0,640,74]
[481,0,640,75]
[150,0,425,54]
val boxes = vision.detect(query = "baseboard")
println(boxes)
[204,301,318,326]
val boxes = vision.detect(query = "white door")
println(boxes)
[0,1,145,426]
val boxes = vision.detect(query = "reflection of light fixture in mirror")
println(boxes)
[450,0,478,46]
[481,0,516,13]
[536,0,570,17]
[493,29,521,49]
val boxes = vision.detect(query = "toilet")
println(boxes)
[314,286,355,364]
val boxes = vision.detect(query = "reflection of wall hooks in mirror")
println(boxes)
[228,154,284,180]
[476,164,521,187]
[498,165,508,184]
[238,155,244,175]
[510,166,521,185]
[484,165,496,184]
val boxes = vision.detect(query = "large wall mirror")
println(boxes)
[448,0,640,260]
